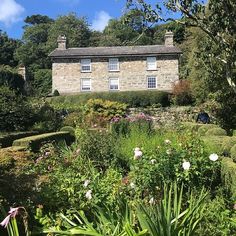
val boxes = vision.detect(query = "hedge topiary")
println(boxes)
[60,126,75,137]
[201,136,229,154]
[13,131,74,151]
[205,127,227,136]
[222,137,236,154]
[221,157,236,200]
[230,145,236,162]
[198,124,218,136]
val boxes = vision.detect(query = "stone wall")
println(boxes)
[52,55,179,94]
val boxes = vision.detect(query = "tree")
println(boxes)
[126,0,236,92]
[0,31,20,67]
[46,13,91,50]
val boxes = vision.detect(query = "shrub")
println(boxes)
[53,89,60,96]
[60,126,75,136]
[230,145,236,162]
[205,127,227,136]
[0,131,38,148]
[32,102,62,132]
[171,80,194,105]
[13,131,74,151]
[201,136,229,154]
[198,124,218,136]
[221,157,236,201]
[47,90,170,109]
[0,155,14,172]
[222,137,236,154]
[0,86,35,132]
[62,112,82,127]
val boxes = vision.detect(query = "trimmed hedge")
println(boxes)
[198,124,218,136]
[0,131,38,148]
[205,127,227,136]
[47,90,170,109]
[13,131,74,151]
[181,122,205,132]
[230,145,236,162]
[60,126,75,136]
[221,157,236,201]
[222,137,236,154]
[201,136,230,154]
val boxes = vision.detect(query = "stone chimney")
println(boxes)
[57,35,67,50]
[164,31,174,47]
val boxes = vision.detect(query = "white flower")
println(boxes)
[164,139,171,145]
[150,159,156,164]
[149,197,154,204]
[130,182,135,189]
[83,179,90,187]
[85,190,92,200]
[209,153,218,161]
[134,147,142,159]
[166,149,172,155]
[182,161,191,170]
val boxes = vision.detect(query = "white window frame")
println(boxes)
[81,59,91,72]
[81,78,91,91]
[146,57,156,70]
[108,58,119,71]
[147,76,157,89]
[109,78,119,91]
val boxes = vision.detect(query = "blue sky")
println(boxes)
[0,0,130,39]
[0,0,180,39]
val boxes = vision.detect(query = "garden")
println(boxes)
[0,89,236,236]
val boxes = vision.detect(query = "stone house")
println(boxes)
[49,32,181,94]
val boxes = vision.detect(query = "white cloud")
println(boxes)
[0,0,24,26]
[91,11,112,32]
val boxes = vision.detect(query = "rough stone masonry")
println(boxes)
[49,31,181,94]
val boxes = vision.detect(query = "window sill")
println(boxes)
[81,71,91,73]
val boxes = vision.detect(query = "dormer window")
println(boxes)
[147,57,156,70]
[108,58,119,71]
[81,59,91,72]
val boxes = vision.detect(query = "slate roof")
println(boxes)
[49,45,181,58]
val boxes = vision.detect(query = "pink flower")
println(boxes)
[0,207,24,228]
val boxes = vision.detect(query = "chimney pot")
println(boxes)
[57,35,66,50]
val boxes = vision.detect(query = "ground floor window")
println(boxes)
[109,78,119,90]
[81,78,91,91]
[147,76,157,89]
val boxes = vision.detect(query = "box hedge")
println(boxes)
[222,137,236,154]
[230,144,236,162]
[181,122,205,132]
[198,124,219,136]
[205,127,227,136]
[221,157,236,201]
[0,131,39,148]
[13,131,74,151]
[47,90,170,110]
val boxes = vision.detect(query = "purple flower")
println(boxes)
[0,207,24,228]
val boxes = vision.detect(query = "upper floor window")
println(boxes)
[81,78,91,91]
[81,59,91,72]
[109,78,119,90]
[147,76,157,89]
[108,58,119,71]
[147,57,156,70]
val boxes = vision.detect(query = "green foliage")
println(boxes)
[205,127,227,136]
[62,112,82,127]
[198,124,218,136]
[201,136,229,154]
[222,137,236,154]
[0,65,25,92]
[32,102,62,132]
[12,131,74,152]
[0,86,35,132]
[230,145,236,162]
[48,90,170,110]
[0,131,38,148]
[221,157,236,201]
[60,126,75,137]
[32,69,52,96]
[181,122,205,132]
[85,99,127,127]
[0,30,20,67]
[53,89,59,96]
[0,155,14,172]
